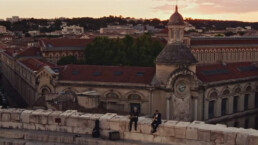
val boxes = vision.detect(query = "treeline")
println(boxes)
[57,34,164,67]
[1,16,258,33]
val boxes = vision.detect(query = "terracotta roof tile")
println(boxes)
[39,38,93,48]
[17,47,41,57]
[197,62,258,83]
[19,58,55,72]
[59,64,155,84]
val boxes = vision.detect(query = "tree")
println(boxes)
[83,33,164,67]
[57,56,78,65]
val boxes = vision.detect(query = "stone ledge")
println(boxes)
[1,108,258,145]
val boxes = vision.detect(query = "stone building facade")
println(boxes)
[1,6,258,129]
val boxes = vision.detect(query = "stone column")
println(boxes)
[166,96,171,120]
[192,96,198,121]
[149,88,154,116]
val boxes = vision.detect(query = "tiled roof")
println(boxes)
[16,47,41,57]
[191,37,258,46]
[197,62,258,83]
[59,64,155,84]
[156,42,197,65]
[19,58,55,72]
[39,38,93,48]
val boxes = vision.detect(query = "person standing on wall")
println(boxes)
[151,110,162,133]
[129,107,139,131]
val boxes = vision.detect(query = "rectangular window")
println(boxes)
[244,119,249,129]
[255,116,258,130]
[221,98,227,116]
[208,101,215,119]
[244,94,249,111]
[255,92,258,108]
[233,96,238,113]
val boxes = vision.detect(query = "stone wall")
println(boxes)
[0,108,258,145]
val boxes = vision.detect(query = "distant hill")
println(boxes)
[0,16,257,32]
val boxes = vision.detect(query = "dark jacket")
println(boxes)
[153,113,161,124]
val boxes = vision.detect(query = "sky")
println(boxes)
[0,0,258,22]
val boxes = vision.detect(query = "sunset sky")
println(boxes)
[1,0,258,22]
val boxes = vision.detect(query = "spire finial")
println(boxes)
[175,0,178,12]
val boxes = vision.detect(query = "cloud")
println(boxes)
[153,0,258,14]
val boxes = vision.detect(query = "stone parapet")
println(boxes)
[0,108,258,145]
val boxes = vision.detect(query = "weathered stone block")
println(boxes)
[66,113,81,127]
[48,111,63,125]
[30,110,51,125]
[0,122,22,129]
[35,123,46,131]
[157,120,177,137]
[77,114,91,129]
[56,126,73,133]
[10,109,24,122]
[99,113,116,130]
[1,113,11,122]
[73,127,92,134]
[109,115,121,131]
[22,123,36,130]
[220,127,238,145]
[59,110,79,126]
[45,124,58,132]
[174,121,190,139]
[236,129,249,145]
[88,114,104,129]
[0,129,24,139]
[197,124,212,142]
[139,118,152,134]
[161,136,186,145]
[124,132,154,142]
[186,125,198,140]
[118,115,130,132]
[20,110,33,123]
[210,130,224,144]
[249,133,258,145]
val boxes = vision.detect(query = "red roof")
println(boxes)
[197,62,258,83]
[39,38,93,48]
[59,64,155,84]
[17,47,41,57]
[191,38,258,46]
[19,58,55,71]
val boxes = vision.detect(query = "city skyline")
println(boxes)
[1,0,258,22]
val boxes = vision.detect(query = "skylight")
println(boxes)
[202,69,229,76]
[72,70,79,75]
[114,71,123,76]
[237,66,258,72]
[136,72,144,77]
[93,71,101,76]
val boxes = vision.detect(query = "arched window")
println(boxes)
[171,29,174,39]
[221,98,227,116]
[128,94,141,100]
[255,92,258,108]
[208,100,215,119]
[233,96,239,113]
[176,30,180,40]
[106,93,119,99]
[244,94,249,110]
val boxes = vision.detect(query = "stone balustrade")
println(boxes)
[0,108,258,145]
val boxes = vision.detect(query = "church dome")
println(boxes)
[168,5,184,25]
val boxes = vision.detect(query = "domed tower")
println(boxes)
[155,5,197,121]
[168,5,185,43]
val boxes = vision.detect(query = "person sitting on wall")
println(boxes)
[129,107,139,131]
[151,110,162,133]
